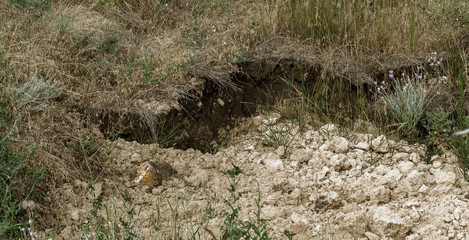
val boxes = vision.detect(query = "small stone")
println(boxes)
[134,161,176,188]
[330,136,350,153]
[364,231,380,240]
[291,212,309,224]
[21,200,36,211]
[134,161,162,187]
[380,169,402,185]
[355,142,370,151]
[130,153,141,163]
[217,98,225,107]
[262,205,283,220]
[397,161,415,174]
[407,234,420,240]
[409,210,420,222]
[418,184,428,193]
[262,112,281,125]
[245,145,255,151]
[432,161,442,168]
[264,158,284,173]
[290,149,312,163]
[367,206,411,238]
[370,186,391,204]
[371,135,389,153]
[290,160,299,168]
[275,146,286,156]
[454,207,462,221]
[447,227,456,238]
[330,154,345,167]
[392,152,409,162]
[404,170,424,192]
[314,191,340,212]
[70,209,80,221]
[433,169,457,186]
[374,165,391,176]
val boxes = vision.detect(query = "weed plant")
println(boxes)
[0,92,44,238]
[220,164,274,240]
[82,186,141,240]
[376,70,442,138]
[14,72,63,112]
[423,106,453,162]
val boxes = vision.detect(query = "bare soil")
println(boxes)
[35,113,469,239]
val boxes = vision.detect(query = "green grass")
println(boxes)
[0,89,44,239]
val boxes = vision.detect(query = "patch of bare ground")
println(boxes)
[52,117,469,239]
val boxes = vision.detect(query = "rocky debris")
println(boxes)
[367,206,411,238]
[371,135,389,153]
[53,115,469,239]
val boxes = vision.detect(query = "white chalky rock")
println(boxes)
[380,169,402,185]
[432,160,442,169]
[275,146,286,156]
[374,165,391,176]
[330,154,345,167]
[355,142,370,151]
[330,136,350,153]
[397,161,415,174]
[262,205,282,220]
[319,141,330,151]
[364,231,380,240]
[404,170,425,192]
[291,212,309,224]
[367,206,411,238]
[371,135,389,153]
[393,152,410,162]
[245,145,255,151]
[370,186,391,204]
[433,168,456,186]
[290,149,312,163]
[264,158,284,173]
[418,184,428,193]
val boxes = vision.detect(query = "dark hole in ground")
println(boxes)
[95,57,434,153]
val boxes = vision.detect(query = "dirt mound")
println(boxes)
[46,115,469,239]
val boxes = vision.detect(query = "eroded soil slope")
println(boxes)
[52,114,469,239]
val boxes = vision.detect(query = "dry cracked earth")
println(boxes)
[51,113,469,240]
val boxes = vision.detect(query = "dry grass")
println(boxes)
[1,0,469,237]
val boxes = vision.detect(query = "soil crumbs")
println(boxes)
[52,114,469,240]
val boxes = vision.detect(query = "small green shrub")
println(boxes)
[14,72,63,112]
[377,70,442,138]
[423,106,453,162]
